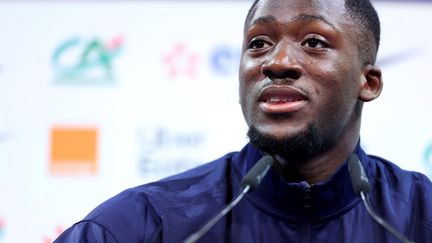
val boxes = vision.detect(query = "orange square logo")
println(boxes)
[50,127,98,175]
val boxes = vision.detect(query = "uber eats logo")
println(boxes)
[52,36,124,85]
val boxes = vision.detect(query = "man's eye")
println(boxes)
[248,40,268,50]
[303,38,329,49]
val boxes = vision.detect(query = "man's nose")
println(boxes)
[261,43,302,80]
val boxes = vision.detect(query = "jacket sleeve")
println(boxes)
[53,189,163,243]
[54,220,118,243]
[407,172,432,242]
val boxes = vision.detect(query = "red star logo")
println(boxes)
[163,43,200,79]
[105,35,124,50]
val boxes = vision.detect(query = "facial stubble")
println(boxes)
[247,122,335,163]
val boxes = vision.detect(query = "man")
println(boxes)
[55,0,432,242]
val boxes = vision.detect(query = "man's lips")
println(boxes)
[258,85,308,113]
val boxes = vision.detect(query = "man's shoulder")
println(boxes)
[62,151,238,242]
[85,151,236,224]
[366,154,432,236]
[367,154,432,212]
[136,152,236,211]
[367,154,432,189]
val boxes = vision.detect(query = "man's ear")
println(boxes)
[359,65,383,102]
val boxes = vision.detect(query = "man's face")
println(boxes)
[239,0,366,156]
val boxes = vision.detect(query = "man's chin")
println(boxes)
[247,124,327,161]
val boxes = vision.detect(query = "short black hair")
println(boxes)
[345,0,380,64]
[245,0,260,24]
[245,0,381,64]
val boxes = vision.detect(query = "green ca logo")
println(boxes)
[424,142,432,178]
[52,36,123,85]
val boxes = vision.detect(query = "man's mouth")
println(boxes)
[258,86,308,113]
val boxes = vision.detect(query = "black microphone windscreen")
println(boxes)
[347,153,371,195]
[240,155,274,191]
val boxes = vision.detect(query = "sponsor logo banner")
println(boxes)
[49,127,98,175]
[137,126,207,177]
[163,43,200,79]
[52,36,124,85]
[161,42,240,80]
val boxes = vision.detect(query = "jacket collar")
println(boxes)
[233,143,370,222]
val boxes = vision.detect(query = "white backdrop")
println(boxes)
[0,1,431,242]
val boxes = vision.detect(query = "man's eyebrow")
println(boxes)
[250,15,277,26]
[250,13,337,31]
[292,14,337,31]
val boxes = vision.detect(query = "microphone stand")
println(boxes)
[184,185,251,243]
[348,153,414,243]
[360,191,414,243]
[184,155,274,243]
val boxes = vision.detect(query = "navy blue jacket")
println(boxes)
[55,144,432,242]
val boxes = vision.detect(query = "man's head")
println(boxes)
[246,0,381,64]
[239,0,383,162]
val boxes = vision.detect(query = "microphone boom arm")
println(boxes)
[184,155,274,243]
[184,185,251,243]
[360,191,414,243]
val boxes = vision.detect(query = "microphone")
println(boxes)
[184,155,274,243]
[347,154,414,243]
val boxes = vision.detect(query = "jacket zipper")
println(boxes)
[303,183,312,243]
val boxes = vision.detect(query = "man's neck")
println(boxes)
[272,135,359,184]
